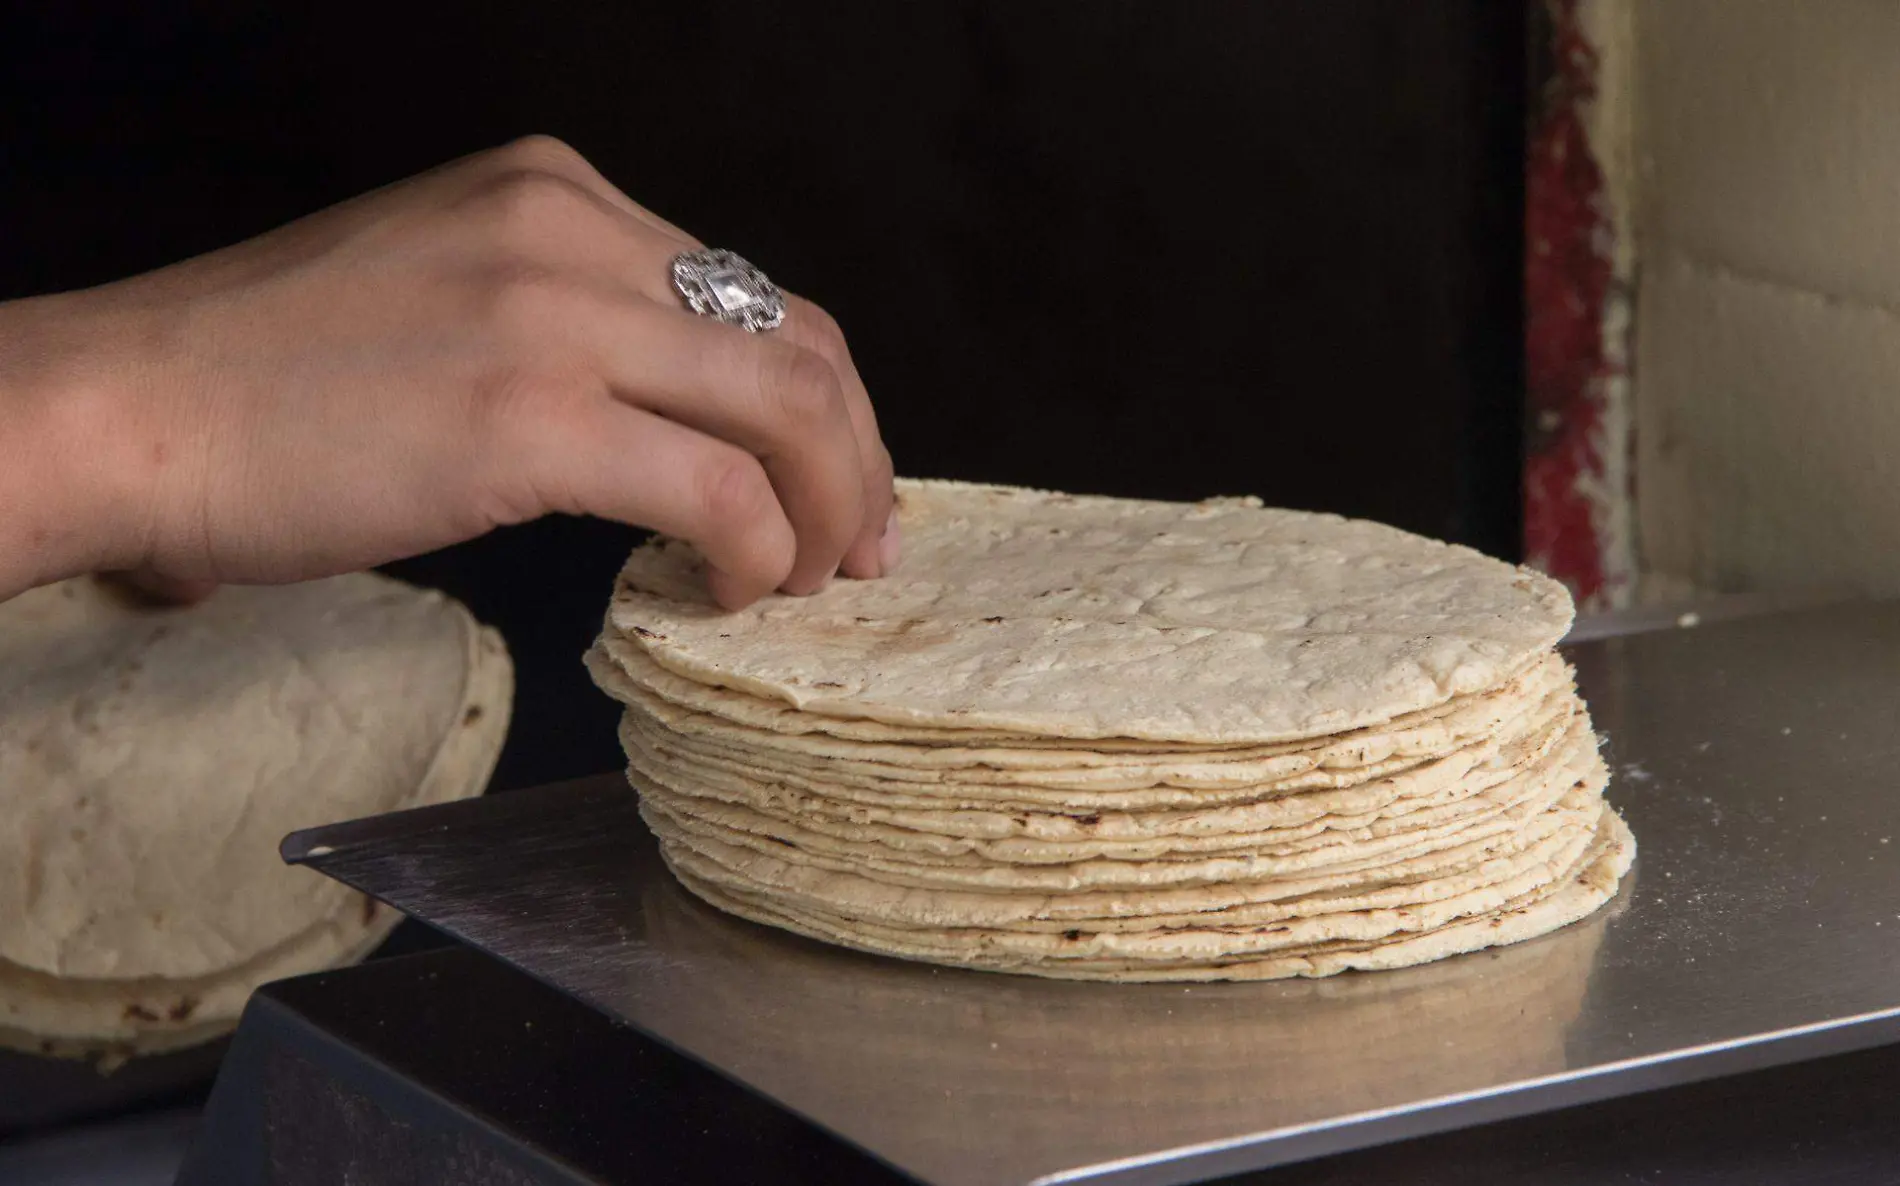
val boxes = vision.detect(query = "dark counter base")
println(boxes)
[176,945,903,1186]
[174,943,1899,1186]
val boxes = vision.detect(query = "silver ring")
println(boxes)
[670,248,786,333]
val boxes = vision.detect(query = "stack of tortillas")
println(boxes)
[0,574,511,1064]
[588,480,1633,982]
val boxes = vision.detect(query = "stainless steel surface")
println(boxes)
[1564,588,1854,643]
[286,602,1900,1186]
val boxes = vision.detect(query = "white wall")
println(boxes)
[1633,0,1900,594]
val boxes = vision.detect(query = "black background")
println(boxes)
[3,2,1527,788]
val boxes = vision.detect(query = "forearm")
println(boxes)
[0,292,147,601]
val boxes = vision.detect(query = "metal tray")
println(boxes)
[286,601,1900,1186]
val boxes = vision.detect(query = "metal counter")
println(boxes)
[287,600,1900,1185]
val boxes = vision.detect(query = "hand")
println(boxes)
[0,136,896,608]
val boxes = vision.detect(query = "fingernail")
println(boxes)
[878,508,901,573]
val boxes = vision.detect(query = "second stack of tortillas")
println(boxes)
[588,480,1632,982]
[0,574,512,1062]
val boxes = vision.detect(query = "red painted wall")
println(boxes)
[1525,0,1619,605]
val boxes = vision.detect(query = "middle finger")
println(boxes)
[577,298,867,596]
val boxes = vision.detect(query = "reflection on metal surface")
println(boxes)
[291,601,1900,1186]
[637,868,1613,1184]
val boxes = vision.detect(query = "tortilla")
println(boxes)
[0,896,400,1063]
[589,481,1629,981]
[607,480,1573,744]
[594,639,1575,792]
[590,632,1572,765]
[621,712,1590,865]
[0,573,511,1056]
[670,808,1633,982]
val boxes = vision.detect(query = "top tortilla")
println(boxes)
[0,574,512,982]
[607,480,1573,744]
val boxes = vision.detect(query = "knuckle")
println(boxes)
[493,133,586,172]
[759,347,845,433]
[471,167,591,240]
[697,454,773,529]
[796,302,849,357]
